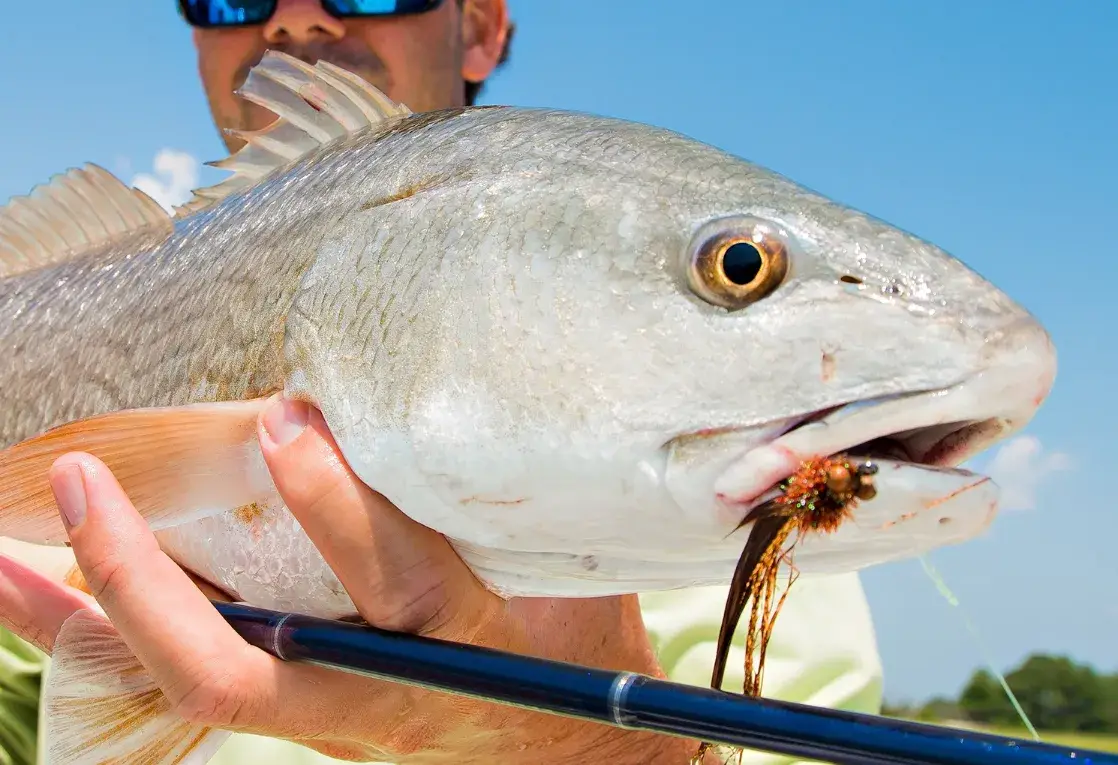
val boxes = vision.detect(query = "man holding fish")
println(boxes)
[0,1,1055,763]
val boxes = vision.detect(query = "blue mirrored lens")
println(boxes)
[181,0,276,26]
[324,0,439,15]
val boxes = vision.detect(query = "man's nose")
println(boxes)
[264,0,346,45]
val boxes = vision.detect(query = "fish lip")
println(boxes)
[711,378,1040,511]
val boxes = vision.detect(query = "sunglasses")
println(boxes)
[178,0,445,28]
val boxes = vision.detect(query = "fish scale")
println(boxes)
[0,51,1054,764]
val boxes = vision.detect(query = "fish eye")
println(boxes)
[686,218,790,310]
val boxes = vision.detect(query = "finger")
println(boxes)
[60,557,236,602]
[49,452,272,709]
[47,451,422,743]
[257,395,498,639]
[0,553,96,653]
[0,539,229,653]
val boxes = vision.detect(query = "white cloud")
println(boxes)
[979,435,1072,512]
[130,149,199,212]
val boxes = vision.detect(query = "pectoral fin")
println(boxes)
[0,400,275,545]
[43,609,229,764]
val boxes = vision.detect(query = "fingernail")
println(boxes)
[50,463,87,529]
[262,396,309,448]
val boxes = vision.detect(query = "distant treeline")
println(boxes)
[883,654,1118,733]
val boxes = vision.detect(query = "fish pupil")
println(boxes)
[722,242,763,285]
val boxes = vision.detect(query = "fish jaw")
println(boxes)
[713,316,1055,505]
[775,460,999,574]
[442,459,996,597]
[669,313,1057,571]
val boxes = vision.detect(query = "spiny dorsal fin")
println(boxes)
[175,50,413,217]
[0,164,172,278]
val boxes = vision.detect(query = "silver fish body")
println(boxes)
[0,52,1059,765]
[1,56,1054,613]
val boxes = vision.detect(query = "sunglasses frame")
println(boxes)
[177,0,446,29]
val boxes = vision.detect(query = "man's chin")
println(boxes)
[234,45,393,98]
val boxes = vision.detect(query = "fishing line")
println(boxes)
[917,554,1040,741]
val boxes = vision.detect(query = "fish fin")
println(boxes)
[0,164,173,279]
[63,562,92,594]
[43,609,230,765]
[176,50,413,216]
[0,400,275,545]
[0,537,76,582]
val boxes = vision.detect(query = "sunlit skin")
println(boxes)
[0,2,725,761]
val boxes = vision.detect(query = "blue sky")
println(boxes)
[1,2,1115,704]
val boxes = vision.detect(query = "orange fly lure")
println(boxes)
[692,455,878,764]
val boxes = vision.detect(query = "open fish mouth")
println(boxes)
[712,384,1035,511]
[780,402,1006,469]
[696,399,1015,738]
[709,314,1056,512]
[696,386,1032,721]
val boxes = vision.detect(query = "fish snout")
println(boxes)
[976,314,1057,427]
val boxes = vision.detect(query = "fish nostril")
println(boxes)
[840,275,863,284]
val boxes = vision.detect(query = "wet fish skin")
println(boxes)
[0,55,1053,605]
[0,52,1056,763]
[275,103,1050,590]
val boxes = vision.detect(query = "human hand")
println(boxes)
[0,395,717,764]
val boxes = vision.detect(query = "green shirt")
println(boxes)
[11,574,881,765]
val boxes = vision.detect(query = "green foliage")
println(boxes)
[896,653,1118,734]
[959,668,1007,724]
[915,696,963,723]
[1003,655,1111,732]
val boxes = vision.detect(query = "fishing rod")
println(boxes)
[214,601,1116,765]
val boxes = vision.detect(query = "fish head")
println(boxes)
[580,119,1057,570]
[289,107,1055,581]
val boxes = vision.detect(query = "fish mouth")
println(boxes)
[706,314,1056,510]
[701,401,1013,703]
[711,381,1039,511]
[783,403,1004,468]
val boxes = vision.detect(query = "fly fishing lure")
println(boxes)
[693,455,879,764]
